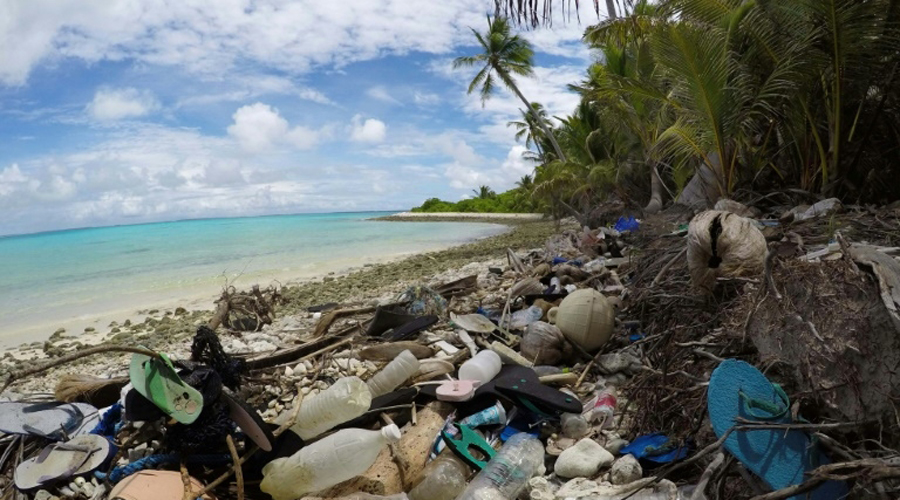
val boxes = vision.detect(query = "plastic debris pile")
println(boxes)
[1,200,900,500]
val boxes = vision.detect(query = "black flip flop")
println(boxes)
[366,307,417,337]
[382,315,438,341]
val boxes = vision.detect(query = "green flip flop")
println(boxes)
[129,349,203,425]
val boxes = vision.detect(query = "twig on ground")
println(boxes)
[381,413,409,491]
[652,248,687,287]
[1,346,162,395]
[764,248,783,300]
[226,435,244,500]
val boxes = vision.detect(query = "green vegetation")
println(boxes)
[418,0,900,223]
[411,181,534,213]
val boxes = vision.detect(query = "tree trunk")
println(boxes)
[504,75,567,163]
[644,163,663,214]
[605,0,617,19]
[676,152,724,209]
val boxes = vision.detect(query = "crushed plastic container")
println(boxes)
[503,305,544,330]
[260,424,402,500]
[456,433,544,500]
[367,349,420,397]
[290,376,372,440]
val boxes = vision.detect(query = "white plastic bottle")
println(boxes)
[458,350,502,385]
[291,376,372,440]
[261,424,402,500]
[367,349,420,397]
[456,433,545,500]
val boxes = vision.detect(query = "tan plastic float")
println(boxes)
[548,288,614,352]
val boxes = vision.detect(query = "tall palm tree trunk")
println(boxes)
[644,162,663,213]
[605,0,617,20]
[503,73,567,162]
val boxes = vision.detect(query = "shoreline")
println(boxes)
[0,219,511,351]
[0,218,567,397]
[0,220,567,387]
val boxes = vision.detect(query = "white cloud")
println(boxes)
[86,87,159,121]
[366,86,402,105]
[442,145,535,190]
[350,115,387,143]
[0,123,449,235]
[0,1,601,86]
[414,91,440,106]
[227,102,322,153]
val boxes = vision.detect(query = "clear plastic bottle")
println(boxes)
[260,424,402,500]
[456,433,545,500]
[503,305,544,330]
[366,349,420,397]
[290,376,372,440]
[458,350,502,385]
[407,449,470,500]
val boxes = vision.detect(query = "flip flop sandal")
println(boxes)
[14,434,114,490]
[366,307,417,337]
[108,470,215,500]
[0,401,97,440]
[222,389,274,452]
[129,349,203,425]
[484,365,583,416]
[708,359,848,500]
[381,314,438,341]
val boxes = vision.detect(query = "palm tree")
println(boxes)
[492,0,598,27]
[473,185,497,199]
[454,15,567,162]
[507,103,551,160]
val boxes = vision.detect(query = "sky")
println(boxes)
[0,0,606,236]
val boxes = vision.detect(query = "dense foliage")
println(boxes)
[423,0,900,222]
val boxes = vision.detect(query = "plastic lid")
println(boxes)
[381,424,402,443]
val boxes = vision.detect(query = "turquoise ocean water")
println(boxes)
[0,212,505,347]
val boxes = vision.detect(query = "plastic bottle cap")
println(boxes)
[382,424,402,443]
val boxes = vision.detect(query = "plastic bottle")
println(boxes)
[366,349,420,397]
[260,424,402,500]
[456,433,545,500]
[504,305,544,330]
[590,387,617,428]
[407,449,471,500]
[290,376,372,440]
[458,350,502,385]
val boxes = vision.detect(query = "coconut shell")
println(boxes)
[521,322,574,365]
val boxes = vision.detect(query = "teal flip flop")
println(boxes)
[129,349,203,425]
[708,359,848,499]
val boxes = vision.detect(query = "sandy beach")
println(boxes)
[0,218,565,394]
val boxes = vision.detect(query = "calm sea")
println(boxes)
[0,212,505,347]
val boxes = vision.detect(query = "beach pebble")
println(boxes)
[555,438,613,478]
[605,438,630,455]
[294,362,307,376]
[33,490,56,500]
[284,366,294,377]
[229,339,249,351]
[610,455,642,485]
[249,340,277,352]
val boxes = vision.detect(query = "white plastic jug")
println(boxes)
[260,424,402,500]
[458,349,502,385]
[367,349,420,397]
[291,376,372,440]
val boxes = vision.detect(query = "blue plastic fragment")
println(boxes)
[614,216,640,232]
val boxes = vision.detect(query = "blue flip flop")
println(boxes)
[708,359,848,499]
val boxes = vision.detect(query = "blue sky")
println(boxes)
[0,1,605,235]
